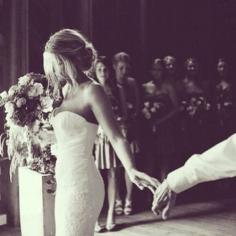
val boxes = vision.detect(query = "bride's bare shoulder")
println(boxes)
[86,81,103,96]
[84,82,107,105]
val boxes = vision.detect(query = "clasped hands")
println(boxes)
[151,179,176,220]
[129,170,176,220]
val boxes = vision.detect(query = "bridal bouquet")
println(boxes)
[142,94,171,120]
[142,100,162,120]
[180,96,211,118]
[142,96,171,133]
[216,100,233,115]
[0,73,56,177]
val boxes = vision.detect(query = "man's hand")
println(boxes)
[152,180,176,220]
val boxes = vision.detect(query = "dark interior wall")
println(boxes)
[0,0,10,91]
[28,0,94,73]
[27,0,236,82]
[28,0,63,74]
[28,0,141,75]
[92,0,143,80]
[93,0,236,82]
[148,0,236,80]
[0,0,9,131]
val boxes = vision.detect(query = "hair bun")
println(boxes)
[45,29,97,72]
[78,47,94,71]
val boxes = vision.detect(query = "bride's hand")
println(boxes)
[152,180,176,220]
[127,168,160,193]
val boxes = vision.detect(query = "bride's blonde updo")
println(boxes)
[43,29,97,99]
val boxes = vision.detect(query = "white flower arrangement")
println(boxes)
[0,73,56,177]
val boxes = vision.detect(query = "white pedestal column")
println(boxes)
[0,158,9,226]
[19,167,55,236]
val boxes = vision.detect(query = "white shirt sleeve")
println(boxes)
[166,133,236,193]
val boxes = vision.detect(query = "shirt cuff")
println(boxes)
[166,167,193,194]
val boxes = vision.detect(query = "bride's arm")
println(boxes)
[87,83,159,191]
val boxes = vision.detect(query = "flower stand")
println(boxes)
[0,158,10,226]
[19,167,55,236]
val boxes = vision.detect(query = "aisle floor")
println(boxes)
[1,198,236,236]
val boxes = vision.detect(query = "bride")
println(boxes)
[43,29,158,236]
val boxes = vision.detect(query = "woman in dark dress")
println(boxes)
[163,55,178,85]
[179,58,211,158]
[142,58,179,181]
[213,58,236,141]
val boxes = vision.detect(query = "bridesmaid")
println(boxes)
[163,55,178,85]
[142,58,179,181]
[93,56,119,231]
[113,52,140,216]
[179,58,210,157]
[214,58,236,140]
[163,55,182,167]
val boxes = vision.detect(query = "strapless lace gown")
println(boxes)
[50,111,105,236]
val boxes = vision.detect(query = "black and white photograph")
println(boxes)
[1,1,236,235]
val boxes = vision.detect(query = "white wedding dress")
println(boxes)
[50,110,104,236]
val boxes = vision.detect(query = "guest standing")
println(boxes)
[93,56,119,231]
[213,58,236,140]
[179,58,211,157]
[113,52,140,215]
[163,55,178,84]
[142,58,179,181]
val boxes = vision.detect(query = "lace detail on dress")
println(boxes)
[51,111,104,236]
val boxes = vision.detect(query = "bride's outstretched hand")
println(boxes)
[127,168,160,193]
[152,180,176,220]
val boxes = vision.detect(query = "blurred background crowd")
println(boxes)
[91,52,236,228]
[93,53,236,176]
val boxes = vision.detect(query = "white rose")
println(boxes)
[206,103,211,110]
[16,97,27,108]
[127,103,133,109]
[144,101,150,108]
[18,75,31,86]
[5,102,14,114]
[8,85,18,97]
[6,113,13,126]
[153,102,160,109]
[31,120,41,133]
[150,107,157,113]
[0,91,8,100]
[34,83,44,96]
[40,96,53,112]
[142,107,148,114]
[27,83,43,98]
[224,102,232,107]
[145,112,151,119]
[27,87,36,98]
